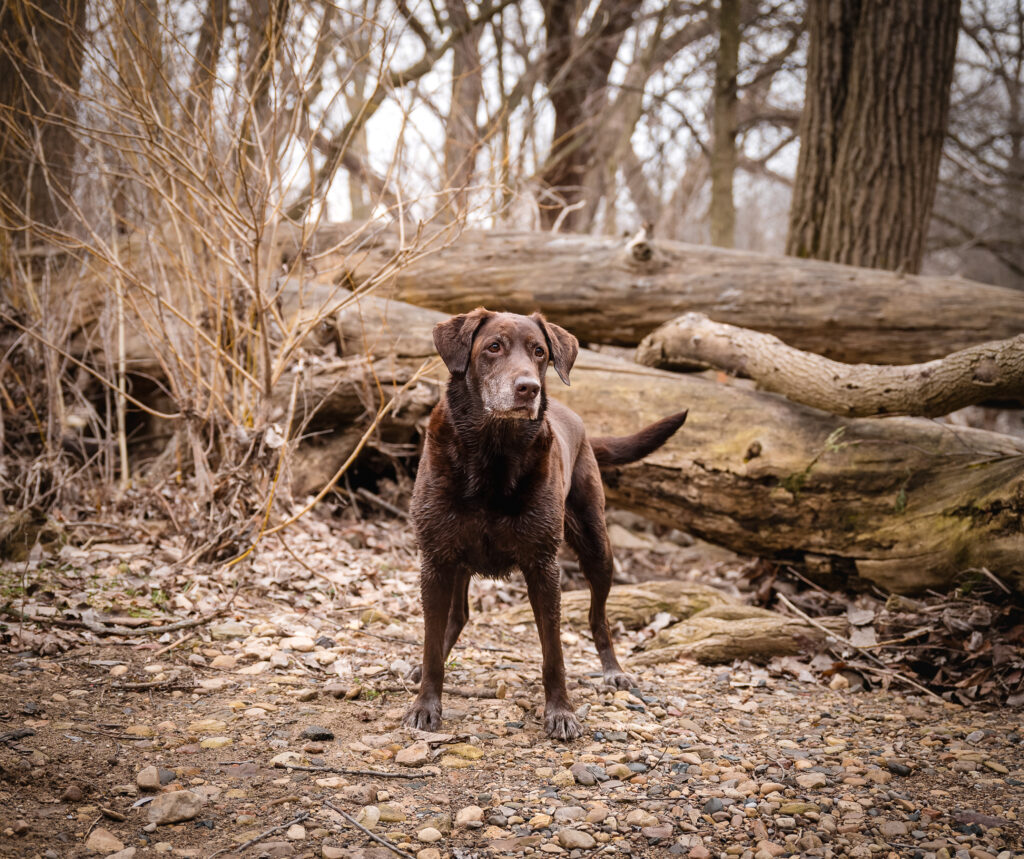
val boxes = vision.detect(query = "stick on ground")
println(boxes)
[325,800,417,859]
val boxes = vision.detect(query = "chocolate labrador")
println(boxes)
[404,309,687,740]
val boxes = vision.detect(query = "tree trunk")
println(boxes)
[277,291,1024,594]
[440,0,484,220]
[709,0,740,247]
[636,312,1024,416]
[786,0,961,273]
[281,224,1024,363]
[538,0,642,230]
[0,0,86,244]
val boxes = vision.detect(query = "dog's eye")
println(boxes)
[534,346,545,358]
[487,342,501,353]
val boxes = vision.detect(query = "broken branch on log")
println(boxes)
[635,312,1024,416]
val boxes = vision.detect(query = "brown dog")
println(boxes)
[404,309,687,740]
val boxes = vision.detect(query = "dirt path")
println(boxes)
[1,520,1022,859]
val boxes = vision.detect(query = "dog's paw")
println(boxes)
[403,698,441,731]
[603,670,638,690]
[544,708,583,741]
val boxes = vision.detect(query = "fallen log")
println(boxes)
[635,312,1024,416]
[290,294,1024,594]
[279,222,1024,363]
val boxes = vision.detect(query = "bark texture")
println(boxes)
[786,0,961,273]
[709,0,740,247]
[636,313,1024,417]
[280,224,1024,363]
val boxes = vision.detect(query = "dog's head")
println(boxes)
[433,308,578,419]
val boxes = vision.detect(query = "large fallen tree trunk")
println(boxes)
[635,312,1024,416]
[283,223,1024,363]
[292,292,1024,595]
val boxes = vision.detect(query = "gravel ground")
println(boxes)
[1,519,1022,859]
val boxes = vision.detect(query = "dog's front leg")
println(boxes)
[524,560,582,741]
[404,561,454,731]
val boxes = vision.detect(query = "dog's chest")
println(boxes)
[413,475,564,575]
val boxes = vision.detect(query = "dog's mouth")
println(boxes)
[486,405,539,420]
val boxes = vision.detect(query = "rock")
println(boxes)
[416,827,442,843]
[796,772,827,789]
[147,790,206,825]
[300,725,335,741]
[642,823,674,840]
[107,850,136,859]
[529,813,553,829]
[200,736,232,749]
[286,823,306,840]
[357,806,380,830]
[210,621,250,639]
[759,781,785,796]
[689,846,712,859]
[281,635,315,652]
[417,850,441,859]
[85,827,124,853]
[187,719,227,734]
[551,768,575,787]
[557,829,596,849]
[396,742,430,767]
[886,760,912,776]
[456,805,484,827]
[210,654,237,669]
[137,766,162,790]
[61,784,84,802]
[322,847,345,859]
[444,742,483,759]
[570,762,597,785]
[625,809,659,827]
[270,751,304,768]
[702,797,724,814]
[554,806,585,822]
[379,803,407,823]
[879,820,908,838]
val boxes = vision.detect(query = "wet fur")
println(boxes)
[404,309,687,740]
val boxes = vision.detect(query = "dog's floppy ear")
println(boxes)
[531,312,578,386]
[433,308,493,375]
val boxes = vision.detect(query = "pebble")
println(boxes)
[85,827,124,853]
[416,826,442,842]
[300,725,335,741]
[456,805,484,826]
[416,850,441,859]
[286,823,306,840]
[795,772,827,789]
[281,635,315,651]
[570,762,597,785]
[557,829,596,849]
[147,790,206,825]
[60,784,84,802]
[396,742,430,767]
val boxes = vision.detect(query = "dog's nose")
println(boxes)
[514,377,540,401]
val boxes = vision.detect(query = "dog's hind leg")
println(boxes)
[404,560,457,731]
[565,453,637,690]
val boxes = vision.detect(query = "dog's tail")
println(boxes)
[590,410,688,466]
